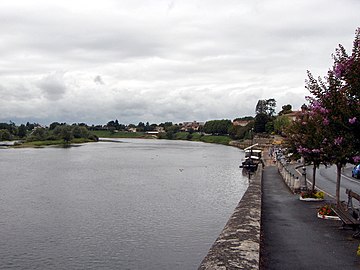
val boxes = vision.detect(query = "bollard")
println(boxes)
[290,173,295,188]
[294,177,300,190]
[286,170,290,184]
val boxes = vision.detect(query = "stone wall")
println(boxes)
[198,167,262,270]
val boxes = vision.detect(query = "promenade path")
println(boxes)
[260,165,360,269]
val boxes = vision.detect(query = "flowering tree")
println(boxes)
[286,104,328,192]
[304,28,360,205]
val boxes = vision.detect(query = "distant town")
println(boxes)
[0,99,297,147]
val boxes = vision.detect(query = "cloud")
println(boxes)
[0,0,359,124]
[94,75,104,85]
[37,72,67,100]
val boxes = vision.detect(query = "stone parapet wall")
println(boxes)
[198,168,262,270]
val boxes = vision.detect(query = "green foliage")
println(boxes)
[0,122,17,136]
[278,104,292,116]
[18,124,27,138]
[228,124,253,140]
[29,127,48,141]
[255,98,276,116]
[273,115,291,135]
[174,132,190,140]
[0,129,12,141]
[49,122,62,130]
[106,119,126,131]
[254,113,269,133]
[53,125,74,142]
[72,126,89,139]
[203,119,232,135]
[199,135,232,145]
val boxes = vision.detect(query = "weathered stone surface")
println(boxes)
[198,169,262,270]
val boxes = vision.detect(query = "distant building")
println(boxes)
[283,111,300,121]
[180,121,204,132]
[155,126,165,133]
[232,120,251,127]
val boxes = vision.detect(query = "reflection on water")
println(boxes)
[0,139,247,269]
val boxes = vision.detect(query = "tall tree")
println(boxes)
[304,28,360,205]
[278,104,292,115]
[18,124,27,138]
[255,99,276,116]
[286,104,328,192]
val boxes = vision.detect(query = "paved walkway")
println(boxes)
[261,166,360,270]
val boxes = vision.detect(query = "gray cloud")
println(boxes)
[94,75,104,85]
[37,72,67,100]
[0,0,359,125]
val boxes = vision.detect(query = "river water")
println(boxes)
[0,139,247,269]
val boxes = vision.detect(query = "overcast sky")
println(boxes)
[1,0,359,125]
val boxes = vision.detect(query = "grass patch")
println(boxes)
[14,138,95,148]
[91,130,155,139]
[174,132,191,140]
[199,135,232,145]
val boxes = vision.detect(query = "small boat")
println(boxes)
[240,144,262,171]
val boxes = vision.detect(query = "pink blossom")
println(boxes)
[319,107,329,114]
[353,156,360,163]
[323,118,329,126]
[312,149,321,154]
[349,117,357,124]
[334,137,343,146]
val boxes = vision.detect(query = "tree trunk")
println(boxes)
[311,165,316,193]
[336,163,342,207]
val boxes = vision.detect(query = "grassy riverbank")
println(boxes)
[13,138,96,148]
[91,130,157,139]
[92,130,232,145]
[9,131,233,148]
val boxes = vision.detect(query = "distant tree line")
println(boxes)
[0,121,98,143]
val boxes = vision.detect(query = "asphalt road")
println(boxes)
[303,164,360,202]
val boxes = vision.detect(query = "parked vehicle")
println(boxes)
[352,164,360,179]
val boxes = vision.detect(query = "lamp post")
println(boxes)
[301,166,308,191]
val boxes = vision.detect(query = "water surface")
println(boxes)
[0,139,247,269]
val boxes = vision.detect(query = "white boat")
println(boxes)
[240,144,262,171]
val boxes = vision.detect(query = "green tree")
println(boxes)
[30,127,48,141]
[72,126,89,138]
[203,120,232,135]
[0,129,12,140]
[49,122,62,130]
[255,98,276,116]
[53,125,74,143]
[18,124,27,138]
[254,113,269,133]
[278,104,292,115]
[286,106,328,192]
[165,125,180,139]
[273,115,291,135]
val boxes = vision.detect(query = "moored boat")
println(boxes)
[240,144,262,171]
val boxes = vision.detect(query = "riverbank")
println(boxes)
[92,130,233,145]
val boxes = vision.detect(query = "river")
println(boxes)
[0,139,248,269]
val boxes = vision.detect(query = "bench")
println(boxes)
[332,189,360,238]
